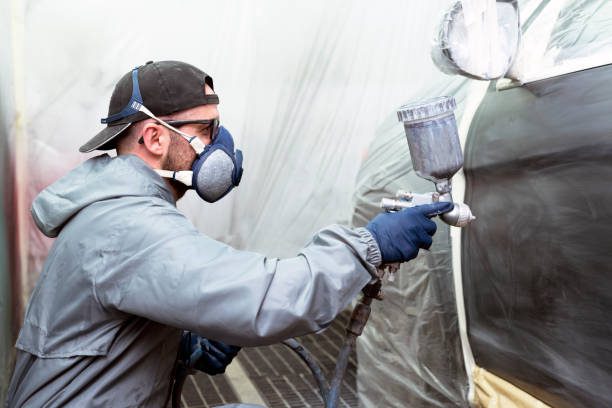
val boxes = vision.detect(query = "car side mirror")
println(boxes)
[431,0,520,80]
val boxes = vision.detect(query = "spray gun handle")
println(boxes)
[380,192,436,210]
[379,191,475,227]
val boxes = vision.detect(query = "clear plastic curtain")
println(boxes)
[2,0,461,402]
[351,76,471,407]
[8,0,457,285]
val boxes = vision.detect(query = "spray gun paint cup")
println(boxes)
[381,96,475,227]
[397,96,463,193]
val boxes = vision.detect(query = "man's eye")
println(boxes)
[200,125,211,136]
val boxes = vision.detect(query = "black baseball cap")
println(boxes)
[79,60,219,153]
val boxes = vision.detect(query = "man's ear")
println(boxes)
[140,123,169,156]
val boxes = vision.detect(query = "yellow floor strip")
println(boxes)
[225,358,267,406]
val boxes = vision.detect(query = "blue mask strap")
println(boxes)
[101,68,144,124]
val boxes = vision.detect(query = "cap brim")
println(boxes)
[79,123,132,153]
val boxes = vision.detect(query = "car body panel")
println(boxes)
[463,63,612,407]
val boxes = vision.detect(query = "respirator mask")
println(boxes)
[154,122,243,203]
[101,67,243,203]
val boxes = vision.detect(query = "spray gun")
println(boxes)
[277,97,476,408]
[379,96,475,282]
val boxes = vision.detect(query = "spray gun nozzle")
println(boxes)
[380,191,474,227]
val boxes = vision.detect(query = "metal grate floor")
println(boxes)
[181,374,239,407]
[182,310,358,408]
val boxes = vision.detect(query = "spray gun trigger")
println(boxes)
[377,262,399,283]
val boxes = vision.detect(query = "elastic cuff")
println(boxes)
[355,227,382,267]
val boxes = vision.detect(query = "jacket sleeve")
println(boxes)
[94,200,382,347]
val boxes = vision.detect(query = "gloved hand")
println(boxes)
[366,202,453,263]
[179,331,241,375]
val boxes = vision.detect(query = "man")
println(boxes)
[6,60,452,407]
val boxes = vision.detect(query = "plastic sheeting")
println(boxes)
[351,2,612,407]
[431,0,520,80]
[1,0,462,401]
[509,0,612,81]
[0,0,18,402]
[6,0,460,284]
[350,77,470,407]
[0,106,14,404]
[546,0,612,63]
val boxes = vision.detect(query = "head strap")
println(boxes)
[101,68,144,124]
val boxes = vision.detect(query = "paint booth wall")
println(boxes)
[350,76,472,407]
[0,0,459,402]
[1,0,18,400]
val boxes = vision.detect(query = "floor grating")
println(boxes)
[182,310,357,408]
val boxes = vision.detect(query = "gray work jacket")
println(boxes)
[6,154,381,407]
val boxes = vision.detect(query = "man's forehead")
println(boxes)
[175,102,219,119]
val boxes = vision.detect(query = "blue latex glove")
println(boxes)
[179,331,241,375]
[366,202,454,263]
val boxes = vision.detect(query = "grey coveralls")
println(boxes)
[6,154,381,407]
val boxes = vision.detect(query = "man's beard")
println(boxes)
[162,133,196,199]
